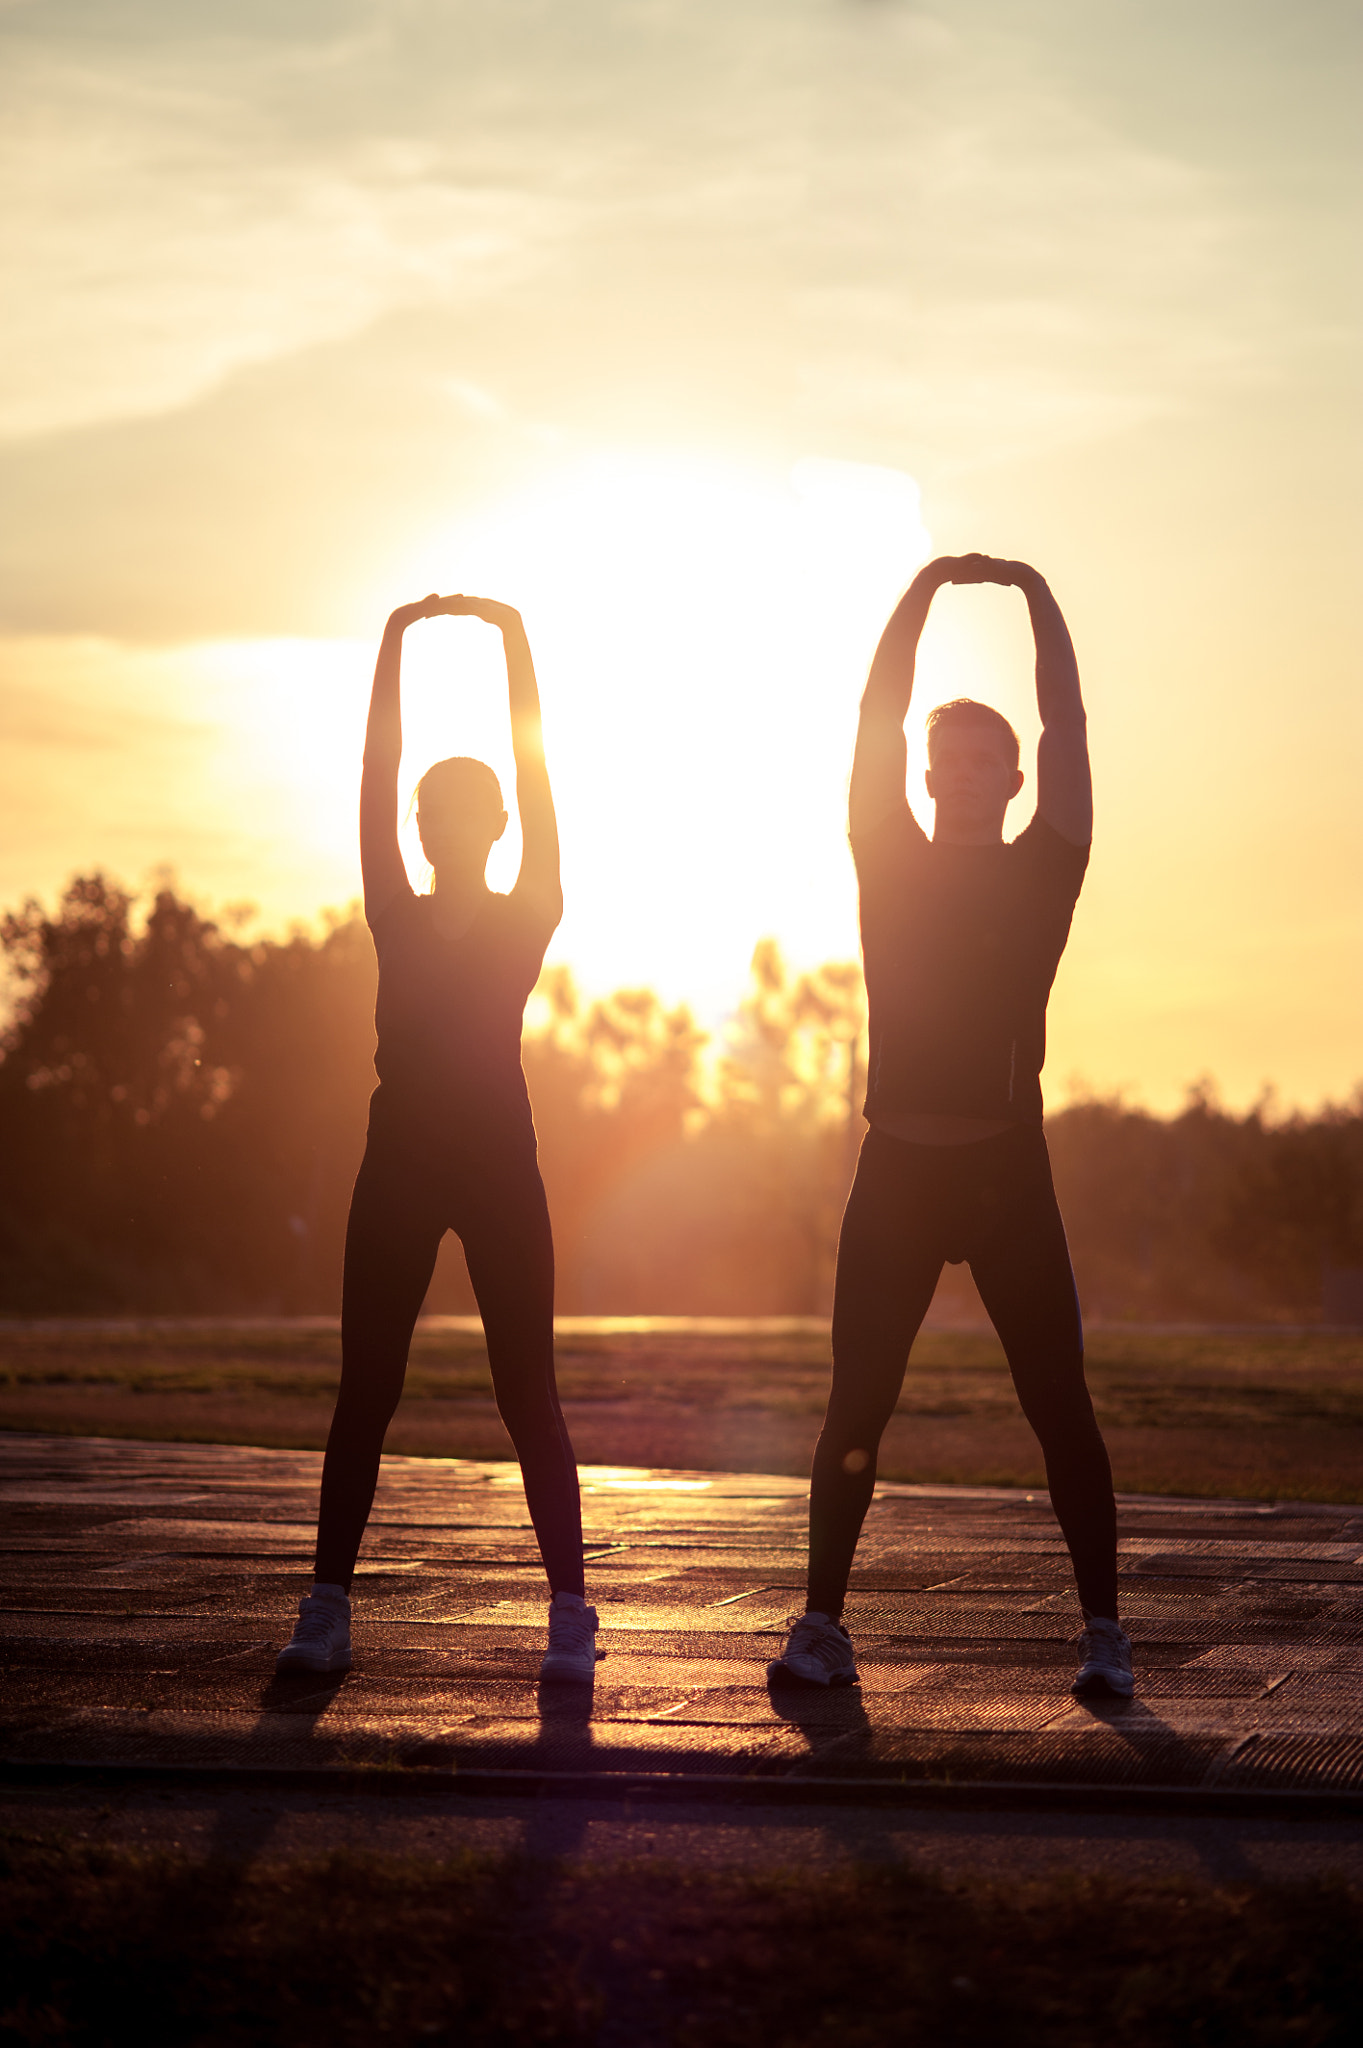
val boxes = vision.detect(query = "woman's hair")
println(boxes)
[415,756,504,822]
[925,699,1020,770]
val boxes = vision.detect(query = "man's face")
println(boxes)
[925,720,1025,840]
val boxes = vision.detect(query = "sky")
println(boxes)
[1,0,1359,1112]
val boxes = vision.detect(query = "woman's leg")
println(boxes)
[969,1132,1118,1620]
[456,1149,584,1598]
[313,1144,444,1590]
[809,1133,944,1621]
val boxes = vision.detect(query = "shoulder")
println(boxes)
[501,879,562,945]
[1008,812,1090,885]
[851,799,929,876]
[365,879,419,946]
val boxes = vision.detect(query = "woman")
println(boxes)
[276,593,596,1682]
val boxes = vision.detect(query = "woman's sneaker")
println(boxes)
[539,1592,600,1682]
[275,1588,352,1674]
[1072,1615,1134,1698]
[768,1611,859,1687]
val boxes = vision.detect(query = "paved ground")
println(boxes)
[9,1780,1363,1885]
[3,1432,1363,1822]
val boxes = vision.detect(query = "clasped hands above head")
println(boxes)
[387,593,522,634]
[927,553,1037,589]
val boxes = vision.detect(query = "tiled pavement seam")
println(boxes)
[3,1434,1363,1812]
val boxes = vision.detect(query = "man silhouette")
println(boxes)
[771,554,1133,1699]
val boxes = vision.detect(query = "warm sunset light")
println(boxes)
[5,17,1363,1988]
[2,0,1359,1124]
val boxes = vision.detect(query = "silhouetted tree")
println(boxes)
[0,876,375,1309]
[2,877,1359,1319]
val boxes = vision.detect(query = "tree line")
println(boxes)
[2,875,1360,1321]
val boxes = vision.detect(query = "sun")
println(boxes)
[191,449,1037,1013]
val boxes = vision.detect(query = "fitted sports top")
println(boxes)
[366,881,556,1150]
[852,803,1088,1127]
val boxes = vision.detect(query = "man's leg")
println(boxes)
[808,1131,944,1621]
[969,1131,1118,1621]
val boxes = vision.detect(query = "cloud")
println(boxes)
[2,0,1311,465]
[1,0,1321,644]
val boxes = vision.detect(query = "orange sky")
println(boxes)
[1,1,1359,1112]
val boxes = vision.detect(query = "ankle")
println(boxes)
[311,1581,350,1604]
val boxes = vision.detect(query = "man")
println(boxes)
[771,553,1132,1699]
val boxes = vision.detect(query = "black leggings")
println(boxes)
[314,1127,583,1596]
[810,1123,1117,1621]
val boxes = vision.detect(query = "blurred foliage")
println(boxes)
[1,875,1360,1317]
[0,876,374,1313]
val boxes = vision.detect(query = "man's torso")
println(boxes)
[854,804,1089,1128]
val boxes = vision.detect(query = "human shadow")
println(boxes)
[1064,1691,1225,1792]
[197,1660,355,1871]
[764,1666,877,1775]
[528,1671,597,1763]
[513,1671,599,1861]
[256,1666,353,1720]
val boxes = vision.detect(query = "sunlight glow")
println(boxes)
[173,450,1064,1017]
[387,449,940,1009]
[0,455,1062,1029]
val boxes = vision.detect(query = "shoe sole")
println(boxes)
[767,1658,860,1688]
[274,1652,352,1675]
[1072,1673,1134,1699]
[539,1662,597,1682]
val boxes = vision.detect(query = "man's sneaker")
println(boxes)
[539,1592,600,1682]
[275,1589,352,1675]
[1072,1615,1134,1699]
[768,1611,859,1687]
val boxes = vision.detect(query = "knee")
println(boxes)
[493,1371,563,1444]
[823,1364,901,1445]
[1018,1378,1102,1457]
[331,1382,403,1441]
[334,1349,407,1431]
[814,1441,880,1490]
[815,1405,892,1478]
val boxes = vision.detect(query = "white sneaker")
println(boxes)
[539,1592,600,1682]
[1072,1615,1134,1699]
[275,1589,352,1674]
[768,1611,859,1687]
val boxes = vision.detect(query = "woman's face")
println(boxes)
[417,786,508,874]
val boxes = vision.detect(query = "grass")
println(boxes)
[2,1830,1360,2047]
[3,1323,1363,1502]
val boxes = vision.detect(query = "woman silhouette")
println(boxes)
[276,594,596,1682]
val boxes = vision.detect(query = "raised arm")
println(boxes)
[849,557,957,838]
[929,556,1092,847]
[1005,562,1092,847]
[360,595,448,924]
[447,597,563,925]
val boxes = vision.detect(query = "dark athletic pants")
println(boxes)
[313,1125,583,1596]
[809,1123,1117,1621]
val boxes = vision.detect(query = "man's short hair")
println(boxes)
[925,699,1020,770]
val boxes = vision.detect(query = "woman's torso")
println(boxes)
[367,885,555,1153]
